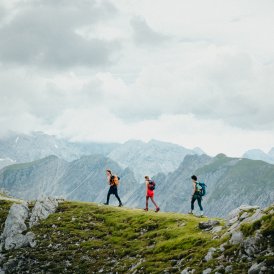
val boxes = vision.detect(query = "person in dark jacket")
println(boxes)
[104,169,123,207]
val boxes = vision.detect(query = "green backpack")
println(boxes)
[196,182,207,196]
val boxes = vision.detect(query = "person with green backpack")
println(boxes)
[189,175,206,217]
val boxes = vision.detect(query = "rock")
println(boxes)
[227,216,238,226]
[242,209,263,225]
[0,253,5,264]
[225,265,233,273]
[248,262,265,274]
[0,203,36,250]
[211,226,223,234]
[3,258,17,272]
[227,208,241,224]
[29,197,58,227]
[239,205,260,211]
[202,268,212,274]
[1,203,29,239]
[181,268,195,274]
[5,234,29,250]
[26,232,36,248]
[219,244,226,252]
[204,247,216,262]
[227,221,241,233]
[199,220,220,230]
[227,205,260,226]
[239,211,249,221]
[214,265,224,272]
[230,231,243,245]
[242,233,263,257]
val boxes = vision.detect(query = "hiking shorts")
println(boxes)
[146,190,154,198]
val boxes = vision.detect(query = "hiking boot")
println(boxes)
[155,207,160,213]
[200,211,204,217]
[188,211,193,215]
[118,203,123,207]
[143,208,148,211]
[104,203,109,205]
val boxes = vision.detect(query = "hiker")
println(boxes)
[144,176,160,212]
[189,175,204,217]
[104,169,123,207]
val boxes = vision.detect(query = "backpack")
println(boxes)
[196,182,207,196]
[111,175,120,186]
[148,180,156,190]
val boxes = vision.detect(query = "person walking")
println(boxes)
[144,176,160,212]
[104,169,123,207]
[189,175,204,217]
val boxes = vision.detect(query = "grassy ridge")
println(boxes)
[1,201,226,273]
[4,200,273,273]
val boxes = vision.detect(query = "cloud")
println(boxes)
[130,16,169,46]
[0,0,120,68]
[46,107,274,157]
[95,45,274,130]
[0,0,274,156]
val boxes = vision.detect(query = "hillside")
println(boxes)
[0,154,137,202]
[0,198,273,274]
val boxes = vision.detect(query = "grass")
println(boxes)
[0,199,13,233]
[0,200,222,273]
[0,200,272,273]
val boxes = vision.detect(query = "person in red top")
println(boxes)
[144,176,160,212]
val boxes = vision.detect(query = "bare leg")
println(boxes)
[145,196,149,209]
[150,197,158,209]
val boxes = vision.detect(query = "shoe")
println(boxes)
[200,211,204,217]
[188,211,193,214]
[143,208,148,211]
[118,203,123,207]
[155,207,160,213]
[104,203,109,205]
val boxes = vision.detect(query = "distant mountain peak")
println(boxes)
[193,147,205,155]
[215,153,227,158]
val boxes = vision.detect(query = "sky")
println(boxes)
[0,0,274,157]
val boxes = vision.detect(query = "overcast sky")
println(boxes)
[0,0,274,156]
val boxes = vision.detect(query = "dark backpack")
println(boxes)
[196,182,207,196]
[148,180,156,190]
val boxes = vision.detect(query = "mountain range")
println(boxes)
[243,148,274,164]
[0,131,119,166]
[0,132,203,181]
[1,152,273,217]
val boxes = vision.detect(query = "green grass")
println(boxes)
[0,200,272,273]
[0,201,223,273]
[0,199,14,233]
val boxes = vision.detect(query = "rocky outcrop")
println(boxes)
[29,197,58,227]
[0,203,35,250]
[0,197,59,252]
[200,204,274,274]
